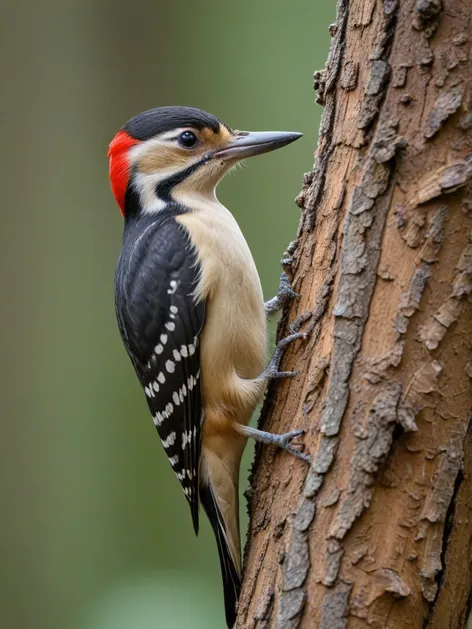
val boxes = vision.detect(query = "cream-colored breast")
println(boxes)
[177,198,267,407]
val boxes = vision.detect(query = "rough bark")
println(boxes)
[237,1,472,628]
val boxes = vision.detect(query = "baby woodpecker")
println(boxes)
[108,106,309,628]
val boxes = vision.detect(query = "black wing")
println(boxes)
[115,214,205,533]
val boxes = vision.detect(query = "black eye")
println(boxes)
[178,131,198,148]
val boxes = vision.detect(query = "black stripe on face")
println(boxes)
[155,155,211,200]
[124,106,222,141]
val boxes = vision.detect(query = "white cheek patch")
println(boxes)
[131,172,169,213]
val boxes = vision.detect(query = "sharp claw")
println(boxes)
[286,429,305,439]
[279,429,310,462]
[282,430,305,447]
[262,331,305,379]
[290,450,311,463]
[280,429,304,446]
[277,273,298,302]
[284,287,299,300]
[244,425,310,463]
[289,312,312,334]
[286,446,310,462]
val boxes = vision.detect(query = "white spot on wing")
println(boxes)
[166,360,175,373]
[161,431,176,448]
[165,321,176,332]
[182,431,193,449]
[169,455,179,466]
[160,334,168,345]
[157,372,165,384]
[153,381,160,393]
[154,412,163,426]
[170,305,178,314]
[155,344,163,355]
[172,391,180,406]
[167,280,178,295]
[173,349,181,361]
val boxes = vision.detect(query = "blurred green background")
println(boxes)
[1,2,334,628]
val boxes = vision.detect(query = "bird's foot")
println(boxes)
[264,271,299,319]
[261,331,306,380]
[235,424,310,463]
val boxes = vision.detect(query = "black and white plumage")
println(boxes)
[115,208,205,532]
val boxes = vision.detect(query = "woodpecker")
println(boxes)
[108,106,308,628]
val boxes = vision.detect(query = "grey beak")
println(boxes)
[214,130,302,161]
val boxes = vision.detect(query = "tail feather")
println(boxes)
[200,482,241,628]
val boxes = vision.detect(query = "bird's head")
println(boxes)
[108,106,302,217]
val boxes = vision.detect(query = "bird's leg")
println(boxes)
[234,423,309,462]
[260,331,306,379]
[234,322,310,463]
[260,309,312,380]
[264,271,299,319]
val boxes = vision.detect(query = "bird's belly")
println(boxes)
[199,247,267,412]
[176,202,267,417]
[202,278,266,374]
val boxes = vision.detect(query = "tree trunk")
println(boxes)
[237,1,472,628]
